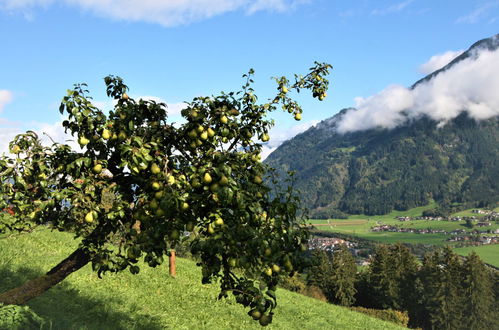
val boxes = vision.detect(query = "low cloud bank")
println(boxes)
[337,46,499,134]
[261,119,319,160]
[418,50,464,74]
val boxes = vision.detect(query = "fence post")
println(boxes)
[169,249,176,277]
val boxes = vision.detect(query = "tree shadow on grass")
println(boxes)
[0,266,164,330]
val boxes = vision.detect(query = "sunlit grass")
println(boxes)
[0,228,405,330]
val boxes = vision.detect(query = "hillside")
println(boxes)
[0,229,404,329]
[265,35,499,216]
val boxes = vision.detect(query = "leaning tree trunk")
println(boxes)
[0,248,91,305]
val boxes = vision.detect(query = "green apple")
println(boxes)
[84,211,94,223]
[151,181,161,191]
[93,164,103,174]
[207,223,215,234]
[220,115,228,124]
[250,309,262,320]
[154,190,164,200]
[207,127,215,138]
[214,217,224,226]
[102,129,112,140]
[253,176,263,184]
[219,175,229,186]
[167,175,175,185]
[78,136,90,146]
[151,163,161,175]
[210,183,220,192]
[259,314,272,326]
[150,199,159,210]
[203,173,212,184]
[264,267,273,276]
[170,229,180,240]
[10,145,21,154]
[188,129,198,139]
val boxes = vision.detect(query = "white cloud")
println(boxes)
[0,0,309,26]
[336,46,499,133]
[456,1,499,24]
[418,50,464,75]
[371,0,414,16]
[0,90,13,113]
[0,127,22,155]
[261,119,318,160]
[136,96,187,116]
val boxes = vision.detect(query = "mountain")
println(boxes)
[265,35,499,217]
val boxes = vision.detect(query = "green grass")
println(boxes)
[0,229,405,330]
[454,245,499,268]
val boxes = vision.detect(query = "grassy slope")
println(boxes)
[0,229,404,330]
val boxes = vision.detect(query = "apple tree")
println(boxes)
[0,62,331,326]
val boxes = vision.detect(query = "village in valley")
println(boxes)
[308,208,499,267]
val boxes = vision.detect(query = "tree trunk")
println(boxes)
[0,248,91,305]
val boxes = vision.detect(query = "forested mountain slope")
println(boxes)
[265,35,499,216]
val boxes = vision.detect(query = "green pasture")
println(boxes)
[308,205,499,247]
[0,228,405,330]
[454,244,499,268]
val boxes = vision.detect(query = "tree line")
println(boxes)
[306,243,498,329]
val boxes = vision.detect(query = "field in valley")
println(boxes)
[308,205,499,266]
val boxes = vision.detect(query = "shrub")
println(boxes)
[0,304,46,330]
[349,306,409,327]
[301,285,328,302]
[280,273,307,293]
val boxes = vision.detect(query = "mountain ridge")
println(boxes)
[265,35,499,217]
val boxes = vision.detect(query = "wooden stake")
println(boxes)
[169,249,176,277]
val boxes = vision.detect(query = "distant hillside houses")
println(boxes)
[396,211,499,222]
[308,237,356,252]
[448,235,499,245]
[371,224,499,236]
[396,215,477,222]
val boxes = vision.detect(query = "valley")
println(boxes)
[307,205,499,266]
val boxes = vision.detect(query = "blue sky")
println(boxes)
[1,0,498,156]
